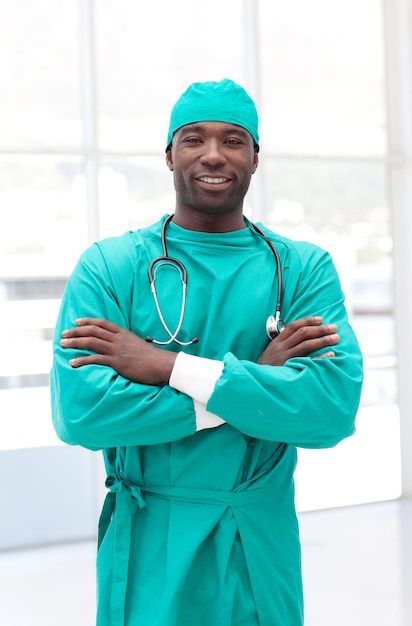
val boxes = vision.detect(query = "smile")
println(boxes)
[197,176,230,184]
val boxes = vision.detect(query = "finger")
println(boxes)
[300,332,340,351]
[74,318,122,333]
[271,316,323,348]
[287,333,340,359]
[320,332,340,347]
[61,322,115,341]
[60,334,113,354]
[280,316,323,338]
[69,354,112,368]
[313,351,336,360]
[281,323,338,351]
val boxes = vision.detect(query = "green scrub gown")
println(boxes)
[51,215,363,626]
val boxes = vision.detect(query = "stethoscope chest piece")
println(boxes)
[266,314,286,340]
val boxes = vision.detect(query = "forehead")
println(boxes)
[176,121,252,140]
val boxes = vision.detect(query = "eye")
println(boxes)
[224,138,243,145]
[183,136,203,144]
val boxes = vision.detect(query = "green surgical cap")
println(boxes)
[166,79,259,149]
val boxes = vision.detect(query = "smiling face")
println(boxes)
[166,122,259,232]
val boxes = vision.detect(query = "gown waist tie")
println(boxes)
[98,475,265,626]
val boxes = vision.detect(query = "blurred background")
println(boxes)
[1,0,411,624]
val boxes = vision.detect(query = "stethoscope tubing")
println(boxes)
[248,222,283,329]
[146,214,284,344]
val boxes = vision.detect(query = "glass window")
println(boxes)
[0,160,87,277]
[258,0,386,156]
[98,158,173,238]
[0,0,82,151]
[0,159,87,388]
[0,159,87,450]
[95,0,245,152]
[295,404,402,510]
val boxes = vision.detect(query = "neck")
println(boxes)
[171,208,247,233]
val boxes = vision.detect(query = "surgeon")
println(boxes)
[51,79,363,626]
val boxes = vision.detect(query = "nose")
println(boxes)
[199,139,226,167]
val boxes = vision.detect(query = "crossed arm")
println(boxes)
[59,315,340,384]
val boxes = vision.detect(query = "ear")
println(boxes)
[166,149,173,171]
[251,151,259,174]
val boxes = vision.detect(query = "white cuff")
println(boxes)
[169,352,224,404]
[193,400,226,431]
[169,352,225,431]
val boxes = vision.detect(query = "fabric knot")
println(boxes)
[105,474,147,509]
[124,480,147,509]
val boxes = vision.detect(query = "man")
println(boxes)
[51,79,363,626]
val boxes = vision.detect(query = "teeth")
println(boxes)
[199,176,228,184]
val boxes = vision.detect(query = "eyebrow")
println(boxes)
[179,123,249,138]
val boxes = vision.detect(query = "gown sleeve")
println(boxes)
[50,238,196,451]
[206,243,364,449]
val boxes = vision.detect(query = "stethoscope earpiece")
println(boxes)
[147,215,283,345]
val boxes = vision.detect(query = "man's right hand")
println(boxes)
[60,318,178,385]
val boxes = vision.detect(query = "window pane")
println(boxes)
[96,0,244,152]
[0,160,87,276]
[0,388,61,450]
[295,405,402,511]
[1,160,87,393]
[98,158,174,237]
[261,160,390,255]
[258,0,386,156]
[0,0,82,151]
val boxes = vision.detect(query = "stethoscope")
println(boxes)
[145,214,285,345]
